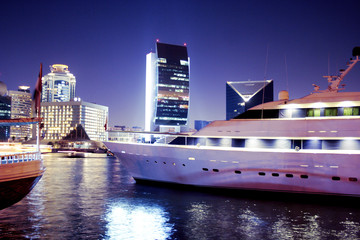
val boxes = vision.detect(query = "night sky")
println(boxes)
[1,0,360,128]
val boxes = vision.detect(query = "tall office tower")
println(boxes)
[226,80,273,120]
[41,64,76,102]
[8,86,32,141]
[0,82,11,140]
[145,42,190,132]
[40,99,108,141]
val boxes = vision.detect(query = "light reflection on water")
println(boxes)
[0,154,360,239]
[105,201,173,240]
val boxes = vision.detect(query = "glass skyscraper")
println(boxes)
[41,64,76,102]
[145,42,190,132]
[226,80,273,120]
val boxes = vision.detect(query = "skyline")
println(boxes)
[1,0,360,128]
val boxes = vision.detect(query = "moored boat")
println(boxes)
[0,142,44,210]
[105,47,360,197]
[0,64,45,210]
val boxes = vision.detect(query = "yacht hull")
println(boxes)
[105,142,360,197]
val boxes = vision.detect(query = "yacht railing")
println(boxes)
[109,132,189,145]
[0,152,42,165]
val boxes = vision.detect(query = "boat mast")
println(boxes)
[35,63,43,153]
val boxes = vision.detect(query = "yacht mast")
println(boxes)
[314,47,360,93]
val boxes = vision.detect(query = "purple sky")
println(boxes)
[1,0,360,128]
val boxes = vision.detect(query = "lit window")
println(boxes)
[180,60,188,66]
[324,108,337,116]
[344,107,360,116]
[307,108,321,117]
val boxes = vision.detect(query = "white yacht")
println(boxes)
[105,47,360,197]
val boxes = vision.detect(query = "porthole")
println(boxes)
[272,173,279,177]
[182,164,186,167]
[258,172,266,176]
[213,169,219,172]
[300,175,308,179]
[286,174,293,178]
[163,162,166,164]
[332,176,340,181]
[235,170,241,174]
[349,177,358,182]
[202,168,209,171]
[154,161,158,163]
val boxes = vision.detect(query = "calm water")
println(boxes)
[1,154,360,239]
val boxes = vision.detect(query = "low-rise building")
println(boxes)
[41,98,108,141]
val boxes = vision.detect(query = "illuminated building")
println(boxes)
[0,81,11,140]
[40,98,108,141]
[226,80,273,120]
[8,86,32,140]
[40,64,109,141]
[145,42,190,132]
[41,64,76,102]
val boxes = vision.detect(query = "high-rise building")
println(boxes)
[145,42,190,132]
[226,80,273,120]
[8,86,32,140]
[0,81,11,140]
[41,64,76,102]
[40,98,108,141]
[40,64,109,141]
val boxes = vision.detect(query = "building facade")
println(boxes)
[41,64,76,102]
[40,99,108,141]
[8,86,33,140]
[145,42,190,132]
[0,81,11,141]
[226,80,273,120]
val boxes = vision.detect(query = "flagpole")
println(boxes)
[36,116,40,152]
[36,63,43,153]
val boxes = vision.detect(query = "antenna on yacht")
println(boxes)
[261,44,269,119]
[285,54,289,92]
[328,53,330,76]
[313,47,360,93]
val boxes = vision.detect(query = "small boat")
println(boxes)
[105,47,360,197]
[60,151,86,158]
